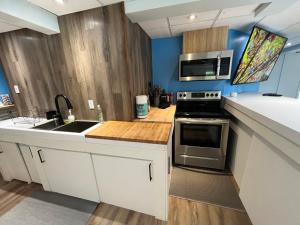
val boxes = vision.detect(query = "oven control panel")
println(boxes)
[177,91,221,100]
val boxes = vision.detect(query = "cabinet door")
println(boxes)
[92,154,155,216]
[0,144,12,181]
[19,144,41,183]
[0,142,31,183]
[36,148,99,202]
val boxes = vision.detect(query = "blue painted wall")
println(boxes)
[0,66,10,96]
[151,29,259,95]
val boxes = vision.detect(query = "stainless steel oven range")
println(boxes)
[175,91,229,170]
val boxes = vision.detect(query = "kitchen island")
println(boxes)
[0,106,176,221]
[224,93,300,225]
[84,106,175,220]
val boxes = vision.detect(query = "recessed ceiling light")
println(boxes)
[286,42,292,47]
[188,14,197,21]
[54,0,65,5]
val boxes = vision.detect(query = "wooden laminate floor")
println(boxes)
[0,178,252,225]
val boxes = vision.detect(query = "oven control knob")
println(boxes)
[206,93,209,97]
[179,94,182,98]
[215,93,219,97]
[183,94,186,97]
[210,93,214,97]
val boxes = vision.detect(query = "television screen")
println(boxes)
[232,26,287,85]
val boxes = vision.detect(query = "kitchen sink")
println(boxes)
[32,120,61,131]
[32,120,99,133]
[53,121,99,133]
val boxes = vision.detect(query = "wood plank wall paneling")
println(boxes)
[0,29,64,117]
[183,26,228,53]
[0,3,151,121]
[124,12,152,118]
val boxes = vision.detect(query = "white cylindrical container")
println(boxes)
[230,92,238,97]
[136,95,148,119]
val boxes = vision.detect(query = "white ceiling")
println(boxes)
[137,0,300,47]
[1,0,300,47]
[27,0,123,16]
[139,3,260,39]
[259,1,300,47]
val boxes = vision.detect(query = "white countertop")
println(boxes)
[225,93,300,146]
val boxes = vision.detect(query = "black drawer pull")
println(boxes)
[149,163,152,181]
[38,150,45,163]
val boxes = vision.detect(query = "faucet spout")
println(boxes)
[55,94,73,125]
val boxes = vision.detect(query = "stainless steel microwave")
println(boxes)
[179,50,234,81]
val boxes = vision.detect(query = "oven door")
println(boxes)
[179,56,218,81]
[175,118,229,169]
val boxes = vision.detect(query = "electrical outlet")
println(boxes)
[88,100,95,109]
[14,85,20,94]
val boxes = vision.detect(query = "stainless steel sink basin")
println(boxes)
[53,121,99,133]
[32,120,99,133]
[32,120,61,131]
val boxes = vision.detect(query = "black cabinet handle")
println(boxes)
[29,148,33,158]
[149,163,152,181]
[168,156,170,174]
[37,150,45,163]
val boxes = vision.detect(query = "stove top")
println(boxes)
[175,91,229,119]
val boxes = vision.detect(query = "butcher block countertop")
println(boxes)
[0,104,14,111]
[133,105,176,123]
[86,121,172,144]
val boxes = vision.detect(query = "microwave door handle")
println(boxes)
[216,55,221,79]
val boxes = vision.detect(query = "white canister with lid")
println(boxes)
[136,95,148,119]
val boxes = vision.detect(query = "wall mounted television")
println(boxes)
[232,26,287,85]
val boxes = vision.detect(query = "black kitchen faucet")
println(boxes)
[54,94,73,125]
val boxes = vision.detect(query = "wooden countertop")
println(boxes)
[86,121,172,144]
[133,105,176,123]
[0,105,14,111]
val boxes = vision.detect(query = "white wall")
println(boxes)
[259,47,300,97]
[277,51,300,97]
[259,54,285,93]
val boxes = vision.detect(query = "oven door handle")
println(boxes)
[175,118,229,124]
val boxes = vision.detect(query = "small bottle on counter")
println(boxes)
[97,104,104,124]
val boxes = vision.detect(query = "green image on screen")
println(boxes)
[232,26,287,85]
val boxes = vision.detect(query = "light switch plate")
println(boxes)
[88,100,95,109]
[14,85,20,94]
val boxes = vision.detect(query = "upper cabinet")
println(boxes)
[183,26,228,54]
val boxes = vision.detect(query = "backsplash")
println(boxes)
[151,29,259,95]
[0,3,151,121]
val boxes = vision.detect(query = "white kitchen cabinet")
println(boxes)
[0,144,12,181]
[0,142,31,183]
[240,135,300,225]
[228,121,253,187]
[32,147,99,202]
[19,144,41,183]
[92,154,155,216]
